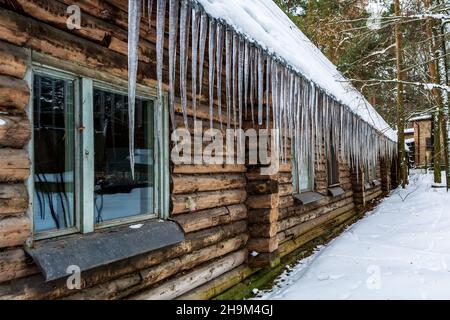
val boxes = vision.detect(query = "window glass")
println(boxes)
[328,142,339,186]
[33,74,76,233]
[93,88,154,224]
[298,152,313,191]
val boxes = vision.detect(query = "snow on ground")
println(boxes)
[255,170,450,300]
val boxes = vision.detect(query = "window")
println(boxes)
[327,140,339,186]
[292,143,313,193]
[30,66,168,239]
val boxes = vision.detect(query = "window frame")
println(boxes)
[292,140,314,194]
[27,63,169,242]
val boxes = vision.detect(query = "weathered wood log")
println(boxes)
[249,222,278,238]
[248,208,279,224]
[246,180,278,195]
[171,189,247,215]
[246,194,279,209]
[172,204,247,234]
[0,76,29,111]
[0,184,28,217]
[177,265,257,300]
[0,149,30,182]
[247,237,278,253]
[173,164,246,174]
[172,174,246,194]
[0,248,38,284]
[278,183,293,197]
[0,41,28,78]
[129,249,247,300]
[0,215,30,249]
[0,115,31,148]
[278,173,292,184]
[279,208,356,258]
[0,221,246,299]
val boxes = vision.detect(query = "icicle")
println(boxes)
[198,13,208,99]
[208,19,216,129]
[179,1,189,128]
[225,29,232,129]
[128,0,142,179]
[244,42,249,120]
[191,8,199,125]
[216,23,224,129]
[249,46,255,124]
[238,38,244,129]
[266,57,271,130]
[147,0,154,31]
[257,49,264,126]
[232,33,238,129]
[168,0,179,129]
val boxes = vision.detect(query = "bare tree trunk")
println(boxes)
[425,0,443,184]
[394,0,408,188]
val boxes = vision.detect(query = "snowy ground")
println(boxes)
[255,170,450,300]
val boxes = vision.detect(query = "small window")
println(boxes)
[32,72,77,234]
[30,66,168,240]
[292,143,313,193]
[327,141,339,186]
[93,88,155,224]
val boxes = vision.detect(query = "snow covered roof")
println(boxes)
[409,114,432,122]
[404,128,414,134]
[196,0,397,142]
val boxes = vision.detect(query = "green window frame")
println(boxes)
[28,64,169,241]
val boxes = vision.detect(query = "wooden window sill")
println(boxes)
[293,191,326,205]
[328,186,345,197]
[26,219,185,282]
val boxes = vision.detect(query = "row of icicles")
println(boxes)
[128,0,397,187]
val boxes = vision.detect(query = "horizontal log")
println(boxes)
[0,220,247,299]
[0,75,29,111]
[278,183,293,197]
[249,222,278,238]
[0,184,28,217]
[172,174,246,194]
[246,180,278,195]
[279,208,357,258]
[177,265,257,300]
[129,250,247,300]
[0,41,28,78]
[247,236,278,253]
[172,204,247,234]
[0,215,30,249]
[173,164,246,174]
[247,194,279,209]
[171,189,247,214]
[0,248,38,284]
[0,149,30,182]
[0,115,31,148]
[248,208,279,224]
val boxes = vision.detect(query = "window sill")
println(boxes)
[25,219,185,282]
[293,191,325,205]
[328,186,345,197]
[371,180,381,187]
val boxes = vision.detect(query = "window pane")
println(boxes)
[33,74,76,233]
[299,154,312,191]
[328,143,339,186]
[93,89,154,223]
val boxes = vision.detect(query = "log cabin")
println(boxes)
[0,0,397,300]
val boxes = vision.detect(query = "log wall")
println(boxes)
[0,0,392,300]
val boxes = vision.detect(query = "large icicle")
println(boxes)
[128,0,142,179]
[232,33,238,129]
[191,8,199,124]
[244,42,249,120]
[179,1,189,128]
[216,23,224,129]
[168,0,179,129]
[156,0,166,183]
[198,13,208,100]
[147,0,154,31]
[257,49,264,126]
[208,20,216,129]
[238,38,244,129]
[225,29,232,129]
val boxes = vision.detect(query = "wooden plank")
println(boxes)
[0,115,31,148]
[128,250,247,300]
[0,148,30,182]
[247,194,279,209]
[0,184,28,217]
[173,164,246,174]
[171,189,247,214]
[0,215,30,249]
[172,204,247,234]
[0,248,38,284]
[0,75,29,111]
[0,41,28,78]
[172,174,246,194]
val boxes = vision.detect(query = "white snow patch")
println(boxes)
[0,119,6,126]
[129,223,144,229]
[250,251,260,257]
